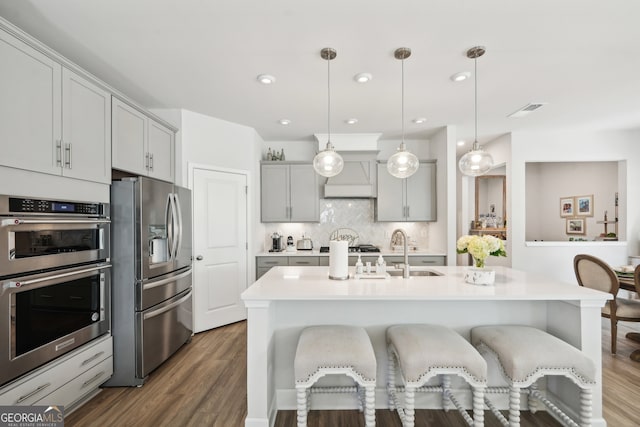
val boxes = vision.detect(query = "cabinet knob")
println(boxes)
[196,255,203,261]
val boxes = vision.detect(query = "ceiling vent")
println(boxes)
[508,103,547,118]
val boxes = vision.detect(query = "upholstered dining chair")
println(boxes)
[574,254,640,354]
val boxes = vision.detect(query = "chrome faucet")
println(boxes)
[391,228,410,278]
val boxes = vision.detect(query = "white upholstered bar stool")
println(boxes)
[294,325,377,427]
[386,324,488,427]
[471,325,596,427]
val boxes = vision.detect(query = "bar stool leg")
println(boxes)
[296,386,308,427]
[579,387,593,427]
[508,386,520,427]
[472,386,485,427]
[528,382,538,414]
[441,374,452,412]
[364,385,376,427]
[387,350,396,410]
[405,385,416,427]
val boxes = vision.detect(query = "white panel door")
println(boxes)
[193,167,248,332]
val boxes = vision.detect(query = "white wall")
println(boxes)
[511,129,640,283]
[525,161,619,241]
[429,126,456,261]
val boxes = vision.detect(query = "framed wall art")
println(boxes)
[566,218,586,235]
[560,197,575,217]
[576,195,593,216]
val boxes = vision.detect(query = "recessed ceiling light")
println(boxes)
[278,119,291,125]
[450,71,470,82]
[257,74,276,84]
[457,140,465,146]
[354,73,372,83]
[412,118,427,124]
[345,118,358,125]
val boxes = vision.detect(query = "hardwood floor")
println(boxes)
[66,320,640,426]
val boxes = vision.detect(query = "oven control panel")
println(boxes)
[5,197,104,216]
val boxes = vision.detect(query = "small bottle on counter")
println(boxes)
[266,147,273,161]
[376,255,386,274]
[355,255,364,274]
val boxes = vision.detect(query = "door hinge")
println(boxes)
[245,185,248,194]
[246,242,248,250]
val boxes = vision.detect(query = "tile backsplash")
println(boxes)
[263,199,429,251]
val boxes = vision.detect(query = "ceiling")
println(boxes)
[1,0,640,155]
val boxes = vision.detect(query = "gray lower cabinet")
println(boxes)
[260,162,319,222]
[256,256,320,279]
[375,161,437,222]
[256,254,445,279]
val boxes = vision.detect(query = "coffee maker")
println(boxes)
[270,232,284,252]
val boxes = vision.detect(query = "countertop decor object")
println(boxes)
[456,234,506,268]
[313,48,344,178]
[329,228,359,247]
[463,267,496,286]
[387,47,419,179]
[458,46,493,176]
[328,240,348,280]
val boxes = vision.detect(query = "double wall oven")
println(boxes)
[0,195,110,387]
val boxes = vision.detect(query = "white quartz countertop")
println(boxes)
[241,266,611,303]
[256,249,446,257]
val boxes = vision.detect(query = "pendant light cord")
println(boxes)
[401,56,405,145]
[327,54,331,146]
[474,55,478,149]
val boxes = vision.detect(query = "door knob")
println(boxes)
[196,255,203,261]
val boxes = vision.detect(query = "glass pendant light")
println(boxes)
[458,46,493,176]
[313,48,344,177]
[387,47,419,179]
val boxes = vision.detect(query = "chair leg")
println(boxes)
[296,386,308,427]
[611,317,618,354]
[405,386,416,427]
[364,385,376,427]
[508,386,520,427]
[611,318,617,354]
[472,386,485,427]
[579,387,593,427]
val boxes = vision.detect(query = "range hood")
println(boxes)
[314,134,380,198]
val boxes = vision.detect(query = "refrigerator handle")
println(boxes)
[165,194,174,260]
[169,193,179,260]
[173,193,183,259]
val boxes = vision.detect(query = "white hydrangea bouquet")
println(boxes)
[456,235,506,268]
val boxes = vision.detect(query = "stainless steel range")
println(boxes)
[0,195,111,387]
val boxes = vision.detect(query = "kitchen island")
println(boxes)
[241,265,611,427]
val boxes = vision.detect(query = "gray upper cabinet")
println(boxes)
[0,29,111,184]
[375,161,437,222]
[112,97,174,182]
[261,163,319,222]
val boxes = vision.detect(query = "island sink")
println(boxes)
[387,269,442,277]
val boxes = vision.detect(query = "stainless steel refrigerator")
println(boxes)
[105,176,193,386]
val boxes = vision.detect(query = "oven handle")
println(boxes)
[143,290,191,320]
[8,264,112,288]
[142,269,191,291]
[1,218,111,226]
